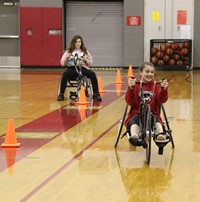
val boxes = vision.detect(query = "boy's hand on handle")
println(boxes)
[160,79,168,90]
[128,77,136,89]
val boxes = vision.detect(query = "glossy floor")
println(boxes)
[0,68,200,202]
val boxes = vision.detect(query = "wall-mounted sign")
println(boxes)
[152,11,160,22]
[127,16,141,26]
[177,10,187,24]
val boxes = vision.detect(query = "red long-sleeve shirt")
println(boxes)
[125,80,168,126]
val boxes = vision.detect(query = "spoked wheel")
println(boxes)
[145,105,152,164]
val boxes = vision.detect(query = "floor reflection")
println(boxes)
[114,149,174,201]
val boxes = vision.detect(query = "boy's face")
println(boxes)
[139,65,155,83]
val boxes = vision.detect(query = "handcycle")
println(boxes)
[59,53,92,101]
[114,80,175,164]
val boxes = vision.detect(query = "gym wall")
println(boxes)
[1,0,200,68]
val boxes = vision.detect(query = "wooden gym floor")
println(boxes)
[0,67,200,202]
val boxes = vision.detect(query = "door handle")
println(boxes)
[0,35,19,39]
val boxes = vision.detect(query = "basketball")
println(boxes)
[166,48,173,56]
[163,55,170,63]
[169,59,176,66]
[170,43,175,50]
[184,42,189,48]
[160,44,166,52]
[179,43,184,50]
[151,47,158,55]
[156,51,164,59]
[151,56,158,64]
[181,48,189,55]
[173,54,180,61]
[177,60,184,65]
[157,60,164,66]
[166,43,171,48]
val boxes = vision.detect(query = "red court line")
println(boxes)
[19,120,119,202]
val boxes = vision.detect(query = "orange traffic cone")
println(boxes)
[1,119,20,148]
[3,147,18,174]
[115,84,123,97]
[115,69,124,84]
[127,64,134,78]
[75,86,90,105]
[78,105,87,121]
[98,76,106,93]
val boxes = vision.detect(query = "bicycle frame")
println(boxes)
[114,80,174,164]
[138,84,154,164]
[69,53,90,100]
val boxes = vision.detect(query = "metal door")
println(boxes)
[65,1,123,67]
[0,0,19,68]
[144,0,165,61]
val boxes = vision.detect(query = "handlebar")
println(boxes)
[132,77,165,85]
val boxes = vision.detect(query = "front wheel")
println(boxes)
[145,105,152,164]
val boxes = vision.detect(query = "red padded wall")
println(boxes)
[43,8,62,66]
[20,7,43,66]
[20,7,62,66]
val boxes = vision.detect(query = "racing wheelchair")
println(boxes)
[58,53,92,101]
[114,80,175,164]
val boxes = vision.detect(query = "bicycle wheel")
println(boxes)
[145,105,152,164]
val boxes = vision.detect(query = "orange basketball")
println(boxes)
[184,42,189,48]
[166,48,173,56]
[170,43,176,50]
[156,51,164,59]
[166,43,171,48]
[174,43,179,50]
[177,60,184,65]
[151,47,158,55]
[157,60,164,66]
[169,59,176,66]
[160,44,166,52]
[163,55,170,63]
[151,56,158,65]
[173,54,180,61]
[181,48,189,55]
[179,43,184,50]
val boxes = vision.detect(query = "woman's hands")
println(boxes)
[66,53,71,59]
[82,54,88,63]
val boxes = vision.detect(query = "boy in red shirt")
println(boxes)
[125,62,169,146]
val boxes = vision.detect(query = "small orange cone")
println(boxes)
[3,147,18,174]
[1,119,20,148]
[115,84,123,96]
[78,105,87,121]
[127,64,134,78]
[115,69,124,84]
[75,86,90,105]
[98,76,106,93]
